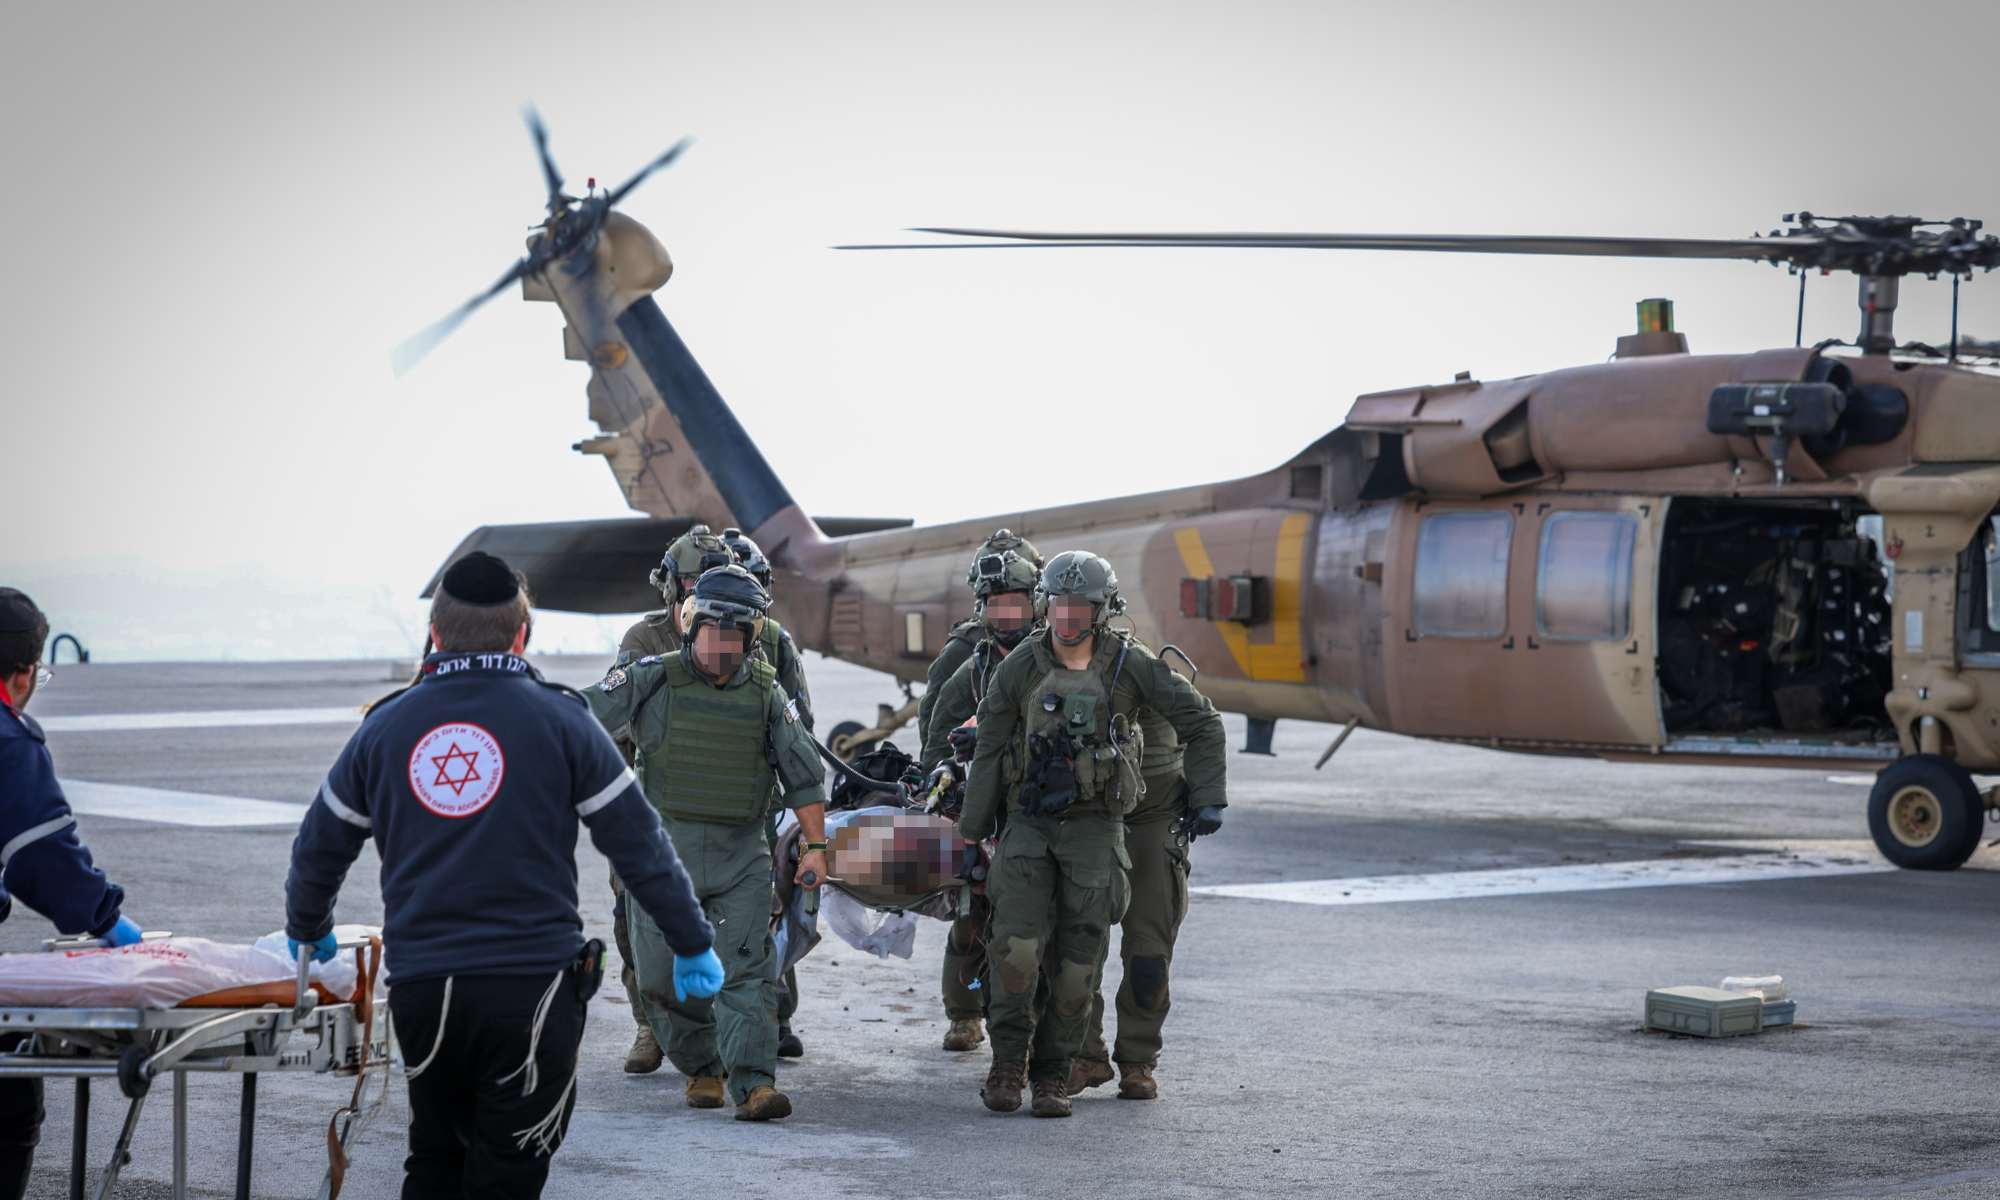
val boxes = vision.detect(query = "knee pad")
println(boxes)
[1051,959,1096,1020]
[997,937,1041,996]
[1129,956,1169,1012]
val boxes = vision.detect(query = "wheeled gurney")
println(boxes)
[0,935,393,1200]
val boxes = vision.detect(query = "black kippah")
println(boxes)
[0,589,40,635]
[440,553,521,606]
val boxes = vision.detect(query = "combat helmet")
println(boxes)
[719,526,774,591]
[679,564,771,643]
[1035,550,1124,644]
[972,551,1041,647]
[647,524,734,607]
[964,529,1044,592]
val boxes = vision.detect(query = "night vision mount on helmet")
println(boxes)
[971,550,1040,600]
[967,529,1043,590]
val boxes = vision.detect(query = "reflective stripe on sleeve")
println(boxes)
[0,815,76,865]
[576,768,637,818]
[318,780,372,829]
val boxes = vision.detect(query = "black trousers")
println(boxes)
[0,1034,39,1200]
[389,971,587,1200]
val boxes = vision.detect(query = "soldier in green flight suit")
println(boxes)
[959,551,1226,1118]
[718,525,815,1059]
[606,526,734,1073]
[586,565,830,1123]
[608,525,818,1072]
[917,530,1042,748]
[1066,665,1223,1101]
[917,549,1042,1054]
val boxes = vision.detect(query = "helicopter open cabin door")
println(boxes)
[1385,496,1664,748]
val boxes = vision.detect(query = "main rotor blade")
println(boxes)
[391,257,535,377]
[524,106,564,213]
[604,136,692,208]
[838,228,1818,262]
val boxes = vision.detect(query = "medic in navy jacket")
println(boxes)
[0,590,132,942]
[284,650,713,982]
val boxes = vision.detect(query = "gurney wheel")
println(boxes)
[117,1045,152,1099]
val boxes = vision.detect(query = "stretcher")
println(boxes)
[0,934,394,1200]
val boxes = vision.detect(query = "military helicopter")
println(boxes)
[401,114,2000,871]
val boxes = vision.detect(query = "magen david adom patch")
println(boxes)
[409,722,505,818]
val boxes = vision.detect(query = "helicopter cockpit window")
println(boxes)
[1536,513,1637,642]
[1414,512,1512,638]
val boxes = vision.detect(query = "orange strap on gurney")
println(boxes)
[322,935,383,1198]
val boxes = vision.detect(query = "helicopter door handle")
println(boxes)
[1501,636,1515,650]
[1523,636,1537,650]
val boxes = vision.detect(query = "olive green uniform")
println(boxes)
[919,637,1017,1021]
[1080,707,1203,1070]
[586,651,825,1105]
[960,630,1225,1085]
[606,612,814,1029]
[916,617,982,752]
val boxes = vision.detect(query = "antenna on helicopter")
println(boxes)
[392,109,693,376]
[841,214,2000,358]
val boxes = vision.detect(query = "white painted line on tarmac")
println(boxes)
[1193,851,1896,907]
[39,707,363,733]
[61,780,307,827]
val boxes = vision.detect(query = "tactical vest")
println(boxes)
[1016,638,1145,815]
[648,655,778,825]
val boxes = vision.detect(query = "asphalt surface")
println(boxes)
[9,654,2000,1199]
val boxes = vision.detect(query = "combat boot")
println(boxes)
[734,1085,793,1122]
[1030,1076,1072,1118]
[1117,1062,1158,1100]
[684,1075,726,1109]
[623,1025,663,1074]
[943,1017,985,1052]
[777,1023,805,1058]
[1066,1055,1113,1096]
[981,1059,1026,1113]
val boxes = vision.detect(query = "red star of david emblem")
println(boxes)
[430,743,483,796]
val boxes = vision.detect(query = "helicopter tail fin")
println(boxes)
[535,213,833,568]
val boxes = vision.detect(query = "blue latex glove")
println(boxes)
[288,933,339,964]
[100,916,143,947]
[673,948,725,1002]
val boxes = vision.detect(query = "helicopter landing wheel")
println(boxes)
[828,720,877,762]
[1867,754,1984,870]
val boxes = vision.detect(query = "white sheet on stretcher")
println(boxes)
[0,925,377,1010]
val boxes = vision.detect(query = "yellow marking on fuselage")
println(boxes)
[1172,513,1310,683]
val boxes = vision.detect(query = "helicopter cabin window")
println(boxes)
[1536,513,1637,642]
[1414,512,1512,638]
[1985,518,2000,633]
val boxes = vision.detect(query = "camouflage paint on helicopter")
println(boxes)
[408,118,2000,869]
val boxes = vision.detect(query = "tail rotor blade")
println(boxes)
[391,257,535,376]
[604,137,692,208]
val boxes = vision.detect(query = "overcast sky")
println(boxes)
[4,0,1994,661]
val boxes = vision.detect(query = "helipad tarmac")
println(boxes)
[11,655,1999,1199]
